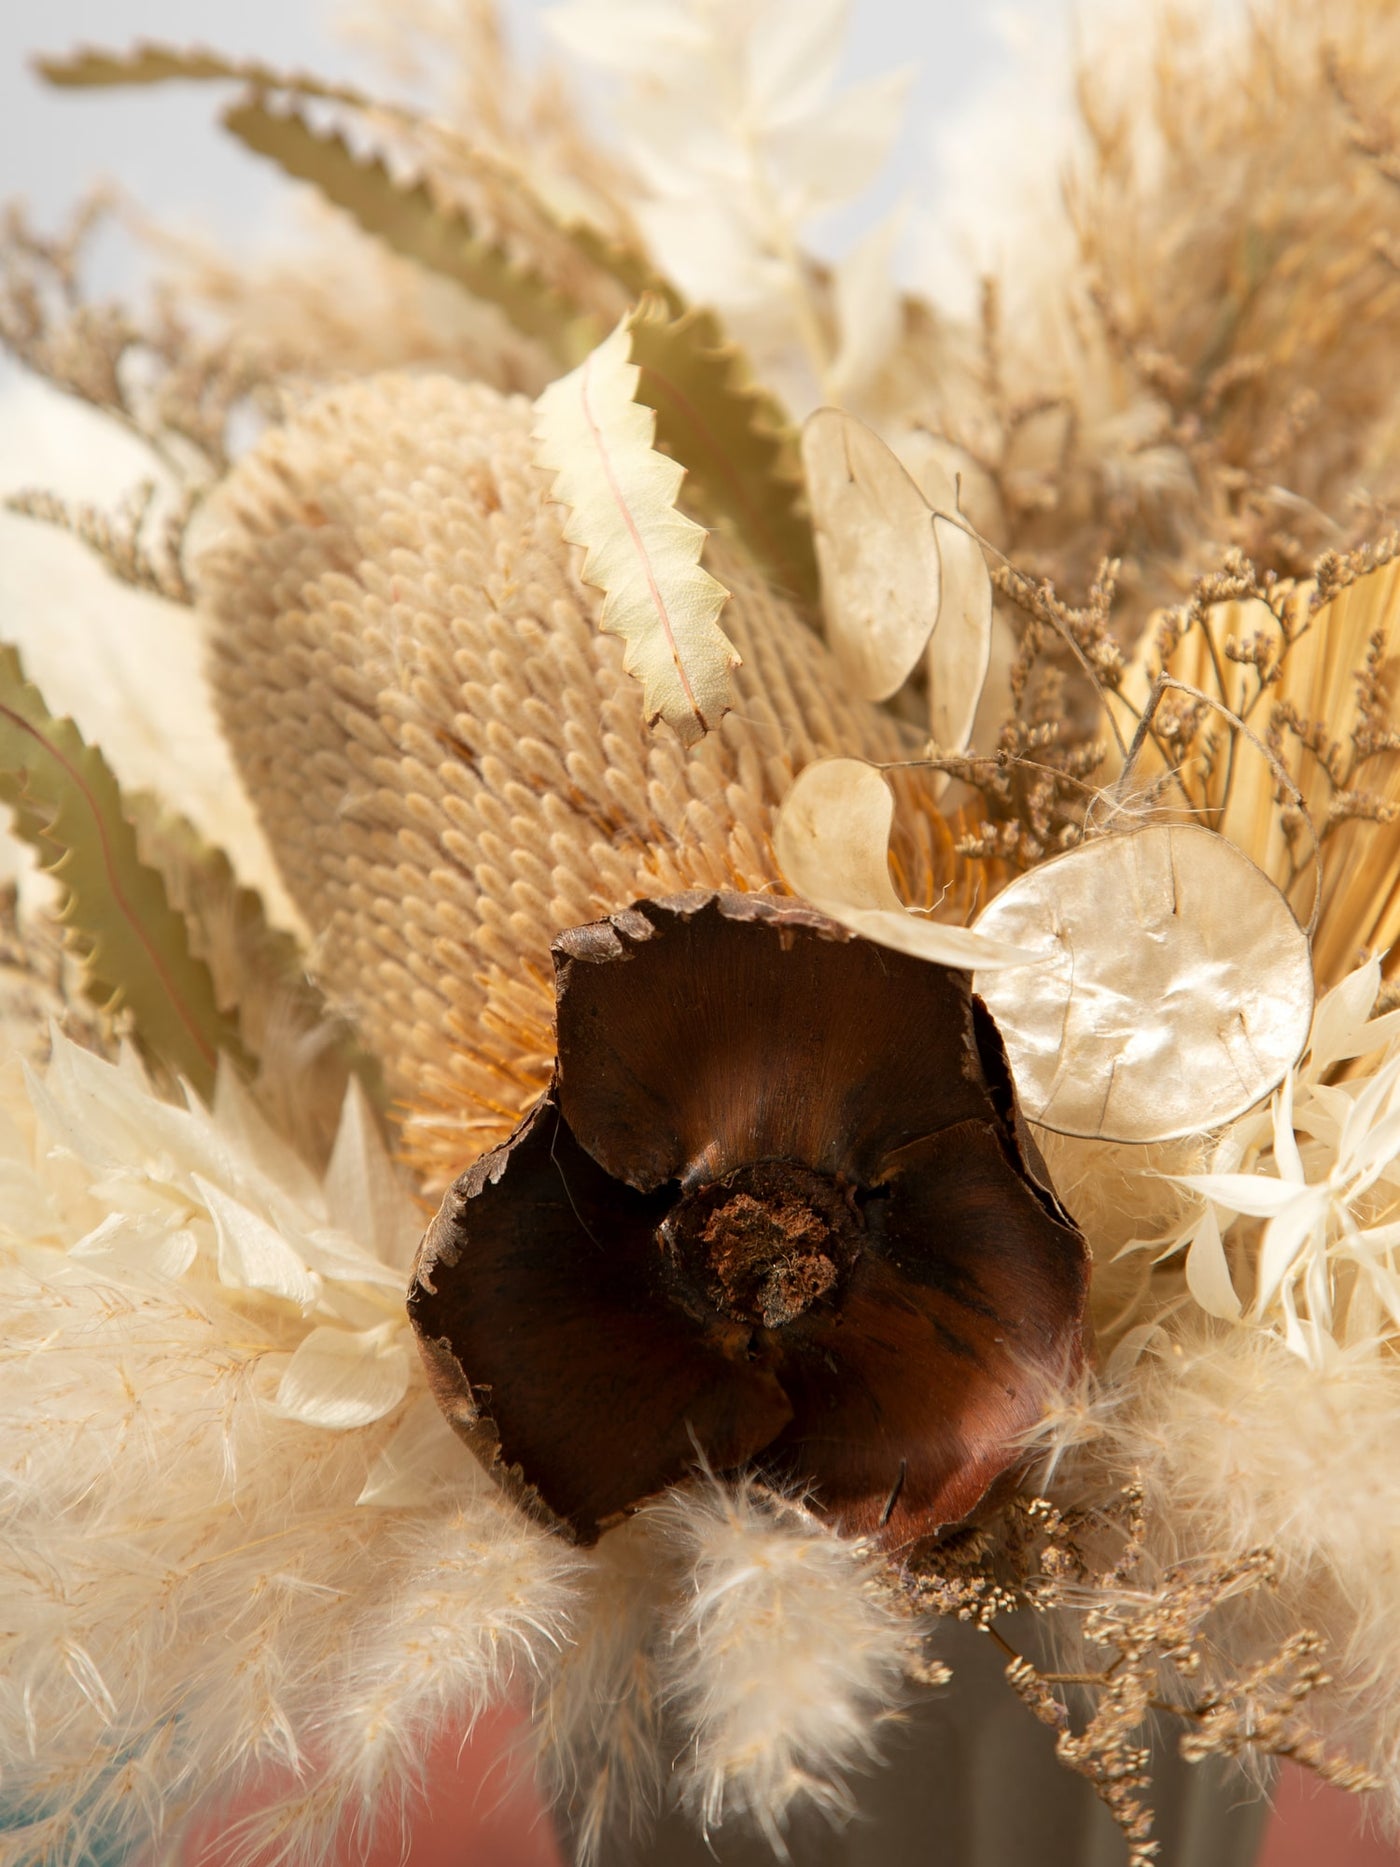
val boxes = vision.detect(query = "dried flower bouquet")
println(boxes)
[4,4,1400,1865]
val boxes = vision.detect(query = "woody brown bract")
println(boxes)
[409,890,1088,1550]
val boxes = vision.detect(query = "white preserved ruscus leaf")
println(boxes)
[533,319,739,746]
[972,823,1314,1143]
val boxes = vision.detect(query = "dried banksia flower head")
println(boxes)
[194,372,930,1194]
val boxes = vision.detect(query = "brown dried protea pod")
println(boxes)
[409,892,1088,1553]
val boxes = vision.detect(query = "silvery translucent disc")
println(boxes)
[972,823,1313,1143]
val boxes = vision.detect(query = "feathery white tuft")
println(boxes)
[648,1477,918,1854]
[0,1032,581,1867]
[534,1518,675,1864]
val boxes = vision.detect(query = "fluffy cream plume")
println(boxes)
[1042,1323,1400,1827]
[535,1481,919,1862]
[648,1479,918,1853]
[534,1518,673,1862]
[0,1030,581,1867]
[193,371,922,1193]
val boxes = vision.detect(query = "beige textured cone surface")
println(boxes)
[195,374,917,1190]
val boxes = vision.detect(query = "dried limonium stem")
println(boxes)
[5,478,197,602]
[903,1487,1378,1867]
[0,195,275,587]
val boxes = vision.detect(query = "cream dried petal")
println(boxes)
[357,1394,473,1508]
[273,1323,411,1430]
[972,824,1314,1143]
[774,757,1034,970]
[323,1077,422,1272]
[1184,1205,1242,1321]
[70,1213,199,1281]
[1308,959,1400,1074]
[194,1173,320,1310]
[801,409,939,703]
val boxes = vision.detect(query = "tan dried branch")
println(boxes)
[6,481,195,603]
[905,1491,1375,1867]
[0,196,269,483]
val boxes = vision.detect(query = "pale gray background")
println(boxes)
[0,0,1067,287]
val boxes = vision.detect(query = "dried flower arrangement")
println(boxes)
[4,4,1400,1866]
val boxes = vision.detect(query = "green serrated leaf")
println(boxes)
[626,299,819,610]
[0,642,247,1101]
[38,40,678,357]
[128,795,386,1164]
[35,41,371,107]
[221,95,599,364]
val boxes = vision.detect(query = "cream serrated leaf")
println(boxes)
[35,41,372,103]
[129,792,383,1166]
[533,320,739,747]
[221,96,590,362]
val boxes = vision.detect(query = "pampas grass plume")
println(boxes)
[0,1033,582,1867]
[649,1477,919,1855]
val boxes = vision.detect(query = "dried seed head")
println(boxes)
[409,891,1090,1552]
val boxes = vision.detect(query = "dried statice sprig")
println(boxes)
[1109,538,1400,989]
[926,517,1400,1009]
[899,548,1117,874]
[905,1485,1374,1867]
[0,196,268,482]
[1030,1324,1400,1832]
[5,478,195,601]
[0,197,276,595]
